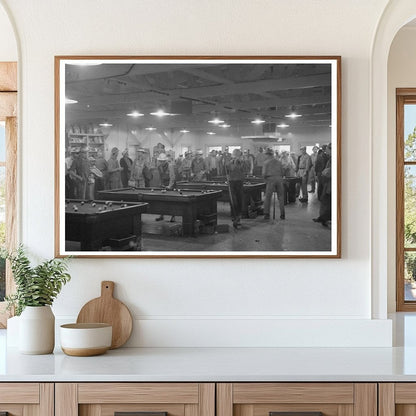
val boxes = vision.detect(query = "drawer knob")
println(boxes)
[115,412,168,416]
[270,413,323,416]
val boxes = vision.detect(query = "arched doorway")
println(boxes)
[371,1,416,318]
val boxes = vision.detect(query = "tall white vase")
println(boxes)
[19,306,55,354]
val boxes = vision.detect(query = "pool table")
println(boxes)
[97,187,222,236]
[65,199,148,251]
[211,175,265,184]
[176,181,266,218]
[212,176,302,204]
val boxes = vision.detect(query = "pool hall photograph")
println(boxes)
[55,56,341,258]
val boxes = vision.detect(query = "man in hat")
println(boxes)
[243,149,254,175]
[205,149,218,180]
[254,147,267,176]
[225,149,250,228]
[313,143,332,226]
[296,146,312,202]
[314,144,329,200]
[70,144,90,199]
[308,145,319,194]
[107,147,122,189]
[191,150,207,181]
[94,149,108,191]
[179,151,193,181]
[120,148,133,187]
[131,148,151,187]
[155,153,176,222]
[262,148,285,220]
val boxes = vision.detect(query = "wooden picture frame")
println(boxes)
[55,56,341,258]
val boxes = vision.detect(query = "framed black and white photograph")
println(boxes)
[55,56,341,258]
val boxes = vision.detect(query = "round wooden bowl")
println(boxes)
[60,323,112,356]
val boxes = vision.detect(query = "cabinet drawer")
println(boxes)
[0,383,53,415]
[218,383,376,416]
[56,383,215,416]
[379,383,416,415]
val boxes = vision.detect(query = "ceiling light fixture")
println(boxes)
[99,122,112,127]
[150,109,171,117]
[285,112,302,119]
[220,124,231,128]
[277,123,289,128]
[208,117,224,124]
[207,132,216,135]
[180,129,190,133]
[145,127,156,131]
[251,118,266,125]
[127,111,144,117]
[65,97,78,104]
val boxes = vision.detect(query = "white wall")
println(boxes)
[0,3,16,61]
[387,26,416,312]
[0,0,394,347]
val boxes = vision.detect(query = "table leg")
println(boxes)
[182,205,197,236]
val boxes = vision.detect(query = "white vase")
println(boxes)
[19,306,55,354]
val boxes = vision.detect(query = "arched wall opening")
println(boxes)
[371,1,416,320]
[387,19,416,313]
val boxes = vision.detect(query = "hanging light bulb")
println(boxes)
[285,107,302,118]
[285,112,302,119]
[150,109,172,117]
[208,117,224,124]
[127,111,144,117]
[99,121,112,127]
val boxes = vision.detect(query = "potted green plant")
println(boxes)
[4,246,71,354]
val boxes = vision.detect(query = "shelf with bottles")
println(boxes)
[68,134,87,145]
[67,133,105,158]
[88,135,105,145]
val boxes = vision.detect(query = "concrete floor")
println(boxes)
[142,192,331,252]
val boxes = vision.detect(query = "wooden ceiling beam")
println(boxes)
[180,67,233,84]
[66,64,213,84]
[67,88,331,112]
[165,73,331,98]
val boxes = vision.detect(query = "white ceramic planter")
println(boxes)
[19,306,55,354]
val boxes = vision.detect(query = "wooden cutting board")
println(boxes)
[76,281,133,349]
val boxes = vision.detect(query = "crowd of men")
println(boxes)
[65,142,332,228]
